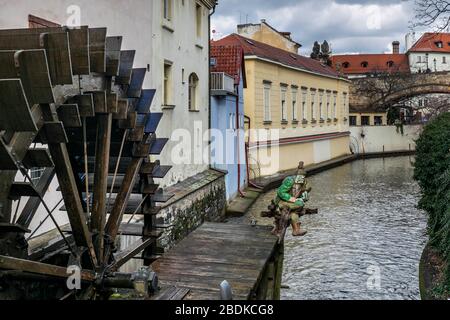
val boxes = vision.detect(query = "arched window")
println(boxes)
[361,61,368,68]
[342,62,350,68]
[188,73,199,111]
[387,61,394,68]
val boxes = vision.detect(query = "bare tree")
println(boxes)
[351,68,412,108]
[413,0,450,30]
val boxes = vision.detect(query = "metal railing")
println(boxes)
[211,72,235,94]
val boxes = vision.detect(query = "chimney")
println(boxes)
[392,41,400,54]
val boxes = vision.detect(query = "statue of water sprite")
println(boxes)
[262,162,318,242]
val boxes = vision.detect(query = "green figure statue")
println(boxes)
[262,162,318,241]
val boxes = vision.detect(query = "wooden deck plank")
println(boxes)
[105,36,122,76]
[116,50,135,85]
[57,104,82,128]
[89,28,107,73]
[0,79,37,132]
[151,223,277,300]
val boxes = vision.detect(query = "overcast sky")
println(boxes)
[211,0,419,55]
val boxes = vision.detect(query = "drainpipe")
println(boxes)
[208,5,216,170]
[244,115,263,190]
[236,86,245,197]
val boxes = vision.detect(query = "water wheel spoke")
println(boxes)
[109,237,154,272]
[0,255,95,282]
[105,157,143,244]
[90,112,112,263]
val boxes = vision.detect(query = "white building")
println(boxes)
[406,32,450,73]
[405,32,450,115]
[0,0,219,238]
[0,0,216,189]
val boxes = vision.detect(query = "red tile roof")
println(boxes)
[212,34,342,79]
[409,33,450,53]
[210,44,245,85]
[331,54,410,75]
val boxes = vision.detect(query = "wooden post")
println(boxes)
[90,113,112,263]
[104,157,143,245]
[40,103,97,267]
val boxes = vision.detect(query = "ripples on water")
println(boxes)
[246,157,428,300]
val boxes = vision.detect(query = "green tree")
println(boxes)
[414,112,450,291]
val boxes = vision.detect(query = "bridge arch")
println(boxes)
[350,71,450,110]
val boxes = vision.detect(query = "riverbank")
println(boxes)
[419,242,448,300]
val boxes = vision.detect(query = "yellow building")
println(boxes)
[349,108,388,127]
[214,21,351,177]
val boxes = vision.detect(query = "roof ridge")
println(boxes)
[216,34,343,79]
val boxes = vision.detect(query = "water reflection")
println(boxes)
[246,156,428,300]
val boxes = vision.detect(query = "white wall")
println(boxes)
[0,0,212,188]
[0,0,214,237]
[350,125,423,154]
[408,52,450,73]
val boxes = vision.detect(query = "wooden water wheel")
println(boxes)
[0,26,173,299]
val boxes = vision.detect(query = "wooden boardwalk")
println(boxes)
[151,222,281,300]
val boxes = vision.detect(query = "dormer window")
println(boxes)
[387,61,394,68]
[435,41,443,48]
[342,62,350,68]
[361,61,368,68]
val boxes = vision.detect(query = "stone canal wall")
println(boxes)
[350,125,422,154]
[156,169,227,250]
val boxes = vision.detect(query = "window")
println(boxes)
[326,92,331,120]
[188,73,199,111]
[163,0,172,21]
[281,86,287,122]
[343,93,348,119]
[361,61,368,68]
[361,116,370,126]
[387,61,394,68]
[333,93,337,119]
[343,62,350,68]
[264,83,271,122]
[310,90,316,121]
[349,116,357,126]
[196,3,202,37]
[301,88,308,120]
[435,41,443,48]
[163,62,172,106]
[319,91,324,120]
[374,116,383,126]
[443,56,447,64]
[30,168,44,184]
[417,56,422,63]
[292,88,298,121]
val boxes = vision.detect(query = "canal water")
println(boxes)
[241,156,428,300]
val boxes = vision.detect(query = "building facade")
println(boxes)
[214,26,351,177]
[331,42,410,127]
[0,0,223,241]
[0,0,216,189]
[406,32,450,73]
[210,45,247,201]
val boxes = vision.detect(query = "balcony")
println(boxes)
[210,72,236,96]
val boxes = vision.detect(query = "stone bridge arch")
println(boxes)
[350,71,450,110]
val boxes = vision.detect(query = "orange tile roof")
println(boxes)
[331,54,410,75]
[210,44,245,85]
[213,34,342,79]
[409,33,450,53]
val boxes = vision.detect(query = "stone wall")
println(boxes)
[350,125,422,154]
[156,169,227,250]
